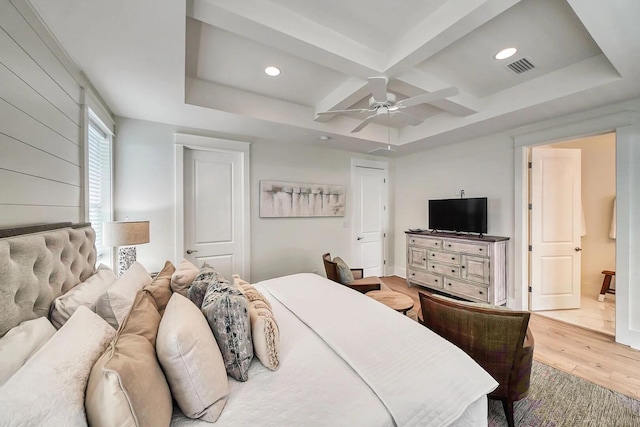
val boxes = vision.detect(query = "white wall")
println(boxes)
[114,117,380,280]
[392,134,515,284]
[0,0,83,225]
[553,133,616,296]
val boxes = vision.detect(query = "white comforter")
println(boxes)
[172,273,497,427]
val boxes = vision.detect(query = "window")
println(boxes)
[87,110,112,263]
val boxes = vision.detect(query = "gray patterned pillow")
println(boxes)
[201,283,253,381]
[187,265,218,308]
[333,257,354,284]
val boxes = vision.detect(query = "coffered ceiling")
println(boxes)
[31,0,640,155]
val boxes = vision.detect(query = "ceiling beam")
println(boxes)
[396,69,478,116]
[384,0,522,75]
[190,0,382,78]
[313,78,370,122]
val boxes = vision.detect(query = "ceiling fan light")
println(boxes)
[494,47,517,60]
[264,66,281,77]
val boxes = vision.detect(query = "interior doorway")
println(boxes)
[529,133,616,336]
[351,158,388,277]
[174,134,251,281]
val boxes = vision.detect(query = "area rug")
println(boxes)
[488,361,640,426]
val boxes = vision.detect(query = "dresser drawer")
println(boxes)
[428,250,460,265]
[428,262,460,277]
[408,270,443,289]
[442,240,490,256]
[408,236,442,249]
[444,278,489,303]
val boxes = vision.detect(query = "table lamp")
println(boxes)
[103,220,150,276]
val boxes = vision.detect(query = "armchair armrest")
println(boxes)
[350,268,364,280]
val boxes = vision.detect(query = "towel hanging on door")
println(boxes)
[609,197,616,239]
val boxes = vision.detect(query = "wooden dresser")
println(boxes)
[406,231,509,305]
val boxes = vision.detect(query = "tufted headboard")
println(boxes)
[0,223,97,337]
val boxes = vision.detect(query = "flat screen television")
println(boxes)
[428,197,488,235]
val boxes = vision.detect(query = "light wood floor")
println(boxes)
[382,275,640,400]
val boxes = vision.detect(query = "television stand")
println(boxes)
[405,231,509,305]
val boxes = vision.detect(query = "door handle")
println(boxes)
[357,237,364,241]
[186,249,198,254]
[574,247,582,252]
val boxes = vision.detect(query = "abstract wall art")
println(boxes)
[260,180,346,218]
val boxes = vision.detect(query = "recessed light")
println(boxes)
[319,136,331,141]
[494,47,517,60]
[264,66,281,77]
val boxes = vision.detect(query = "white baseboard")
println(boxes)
[392,266,407,279]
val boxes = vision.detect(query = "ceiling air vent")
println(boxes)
[506,57,535,74]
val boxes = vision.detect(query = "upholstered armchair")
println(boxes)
[419,292,534,427]
[322,253,382,293]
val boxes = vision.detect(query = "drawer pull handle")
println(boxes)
[451,257,455,260]
[434,279,438,282]
[448,283,452,286]
[411,273,415,276]
[479,291,483,295]
[461,266,465,269]
[423,258,426,261]
[448,244,451,247]
[479,248,483,251]
[432,253,435,256]
[451,269,455,273]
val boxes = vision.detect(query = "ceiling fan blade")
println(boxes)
[368,77,388,103]
[316,108,372,115]
[396,87,459,108]
[392,110,423,126]
[351,114,378,133]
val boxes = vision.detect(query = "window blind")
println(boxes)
[87,117,111,262]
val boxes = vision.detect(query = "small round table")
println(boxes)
[366,290,414,315]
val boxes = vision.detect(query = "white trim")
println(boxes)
[513,110,640,349]
[350,157,389,276]
[83,90,115,133]
[174,133,251,280]
[614,125,640,349]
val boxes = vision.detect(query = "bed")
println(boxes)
[0,223,497,426]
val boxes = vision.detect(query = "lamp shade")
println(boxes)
[103,221,150,247]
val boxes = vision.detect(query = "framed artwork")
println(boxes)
[259,180,346,217]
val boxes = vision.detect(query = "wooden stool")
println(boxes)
[598,270,615,302]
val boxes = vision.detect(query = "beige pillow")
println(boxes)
[50,264,117,329]
[232,276,280,371]
[0,317,56,386]
[143,260,175,315]
[86,291,172,427]
[94,261,152,329]
[157,293,229,421]
[0,307,115,426]
[249,300,280,371]
[171,258,200,296]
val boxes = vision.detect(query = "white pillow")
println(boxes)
[94,261,152,329]
[0,306,115,426]
[50,264,117,329]
[157,293,229,421]
[0,317,56,386]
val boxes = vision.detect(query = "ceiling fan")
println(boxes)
[317,77,459,133]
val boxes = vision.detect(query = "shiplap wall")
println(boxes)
[0,0,84,226]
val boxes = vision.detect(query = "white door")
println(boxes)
[530,147,582,310]
[183,148,247,280]
[352,163,387,277]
